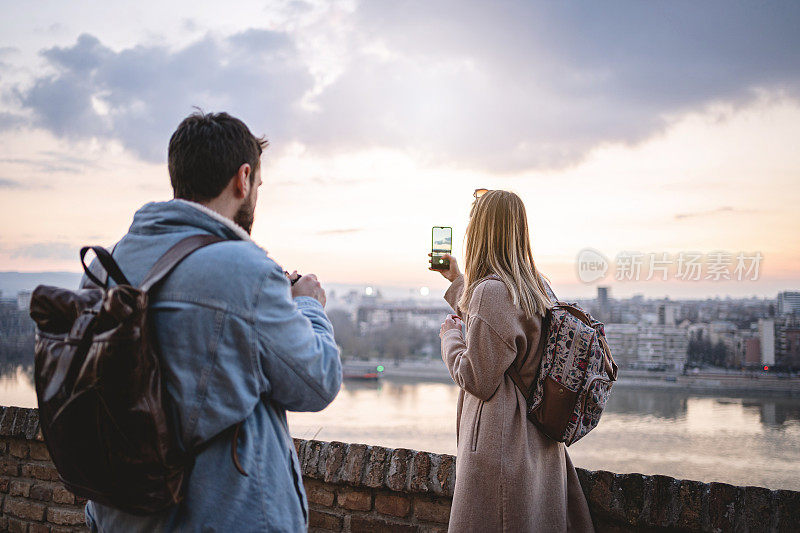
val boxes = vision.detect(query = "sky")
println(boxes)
[0,1,798,299]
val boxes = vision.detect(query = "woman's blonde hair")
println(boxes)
[458,190,551,318]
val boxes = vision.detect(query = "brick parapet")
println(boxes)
[2,406,798,532]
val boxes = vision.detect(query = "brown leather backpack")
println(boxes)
[29,233,245,515]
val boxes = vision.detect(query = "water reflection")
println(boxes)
[605,388,688,420]
[2,353,799,490]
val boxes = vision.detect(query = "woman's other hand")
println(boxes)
[429,253,461,282]
[439,314,463,338]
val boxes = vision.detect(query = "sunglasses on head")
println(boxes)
[473,188,490,199]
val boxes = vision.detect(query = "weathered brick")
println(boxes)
[742,485,772,531]
[617,473,645,526]
[648,474,678,528]
[52,485,76,505]
[418,526,448,533]
[309,509,343,531]
[8,480,31,497]
[21,463,60,481]
[387,448,412,492]
[305,479,335,507]
[340,443,368,485]
[8,440,29,459]
[52,527,85,533]
[29,523,52,533]
[337,486,372,511]
[0,407,14,435]
[0,457,20,476]
[410,451,432,493]
[30,483,53,502]
[23,410,40,440]
[375,491,411,518]
[363,446,389,488]
[6,517,28,533]
[434,454,455,496]
[586,470,613,519]
[708,482,739,532]
[4,497,46,520]
[303,440,325,480]
[350,515,418,533]
[28,442,50,462]
[47,506,86,526]
[0,476,9,492]
[322,441,347,483]
[775,489,800,532]
[414,496,451,524]
[675,479,704,531]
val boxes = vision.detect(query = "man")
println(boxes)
[82,111,342,531]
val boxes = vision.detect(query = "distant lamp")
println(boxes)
[420,287,430,296]
[365,286,374,296]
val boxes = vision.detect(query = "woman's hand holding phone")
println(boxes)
[429,253,461,282]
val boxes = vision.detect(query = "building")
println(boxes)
[16,290,31,312]
[775,314,800,370]
[758,318,775,366]
[636,325,689,372]
[604,323,638,368]
[743,337,762,366]
[777,291,800,315]
[657,303,679,326]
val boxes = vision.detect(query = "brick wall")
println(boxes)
[0,407,86,532]
[2,405,799,532]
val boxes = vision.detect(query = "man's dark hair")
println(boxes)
[168,110,268,202]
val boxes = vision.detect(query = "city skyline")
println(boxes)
[0,1,798,299]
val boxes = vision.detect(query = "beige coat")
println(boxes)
[441,275,594,533]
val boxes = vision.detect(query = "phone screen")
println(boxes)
[431,226,452,270]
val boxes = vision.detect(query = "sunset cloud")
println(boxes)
[2,1,798,172]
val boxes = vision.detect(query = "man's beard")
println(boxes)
[233,194,256,235]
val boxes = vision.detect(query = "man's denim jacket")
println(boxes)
[82,199,342,532]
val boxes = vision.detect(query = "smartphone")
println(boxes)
[431,226,452,270]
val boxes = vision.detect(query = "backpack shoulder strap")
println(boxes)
[140,234,225,292]
[507,274,555,401]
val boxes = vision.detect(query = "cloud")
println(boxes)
[4,2,800,172]
[0,151,94,174]
[12,31,313,162]
[674,206,753,220]
[299,1,800,171]
[8,242,79,261]
[316,228,363,235]
[0,112,25,129]
[0,178,21,188]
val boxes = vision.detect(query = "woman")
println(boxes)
[431,190,594,532]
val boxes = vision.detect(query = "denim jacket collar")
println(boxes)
[173,199,254,243]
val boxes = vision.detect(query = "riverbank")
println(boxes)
[349,359,800,396]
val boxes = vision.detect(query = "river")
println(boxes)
[4,366,799,491]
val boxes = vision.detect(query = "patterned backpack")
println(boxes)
[507,283,618,446]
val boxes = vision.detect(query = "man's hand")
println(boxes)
[429,253,461,283]
[291,273,326,307]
